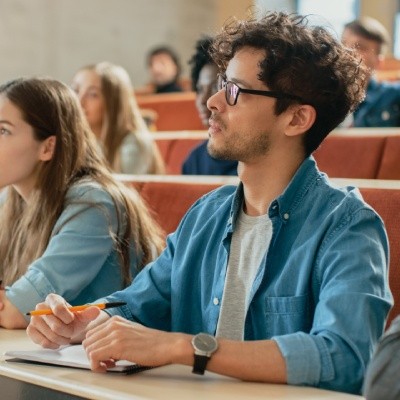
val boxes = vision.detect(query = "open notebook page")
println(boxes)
[5,344,148,373]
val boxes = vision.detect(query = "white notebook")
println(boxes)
[5,344,149,374]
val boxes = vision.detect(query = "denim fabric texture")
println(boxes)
[7,180,138,318]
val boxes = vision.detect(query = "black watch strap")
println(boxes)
[192,354,210,375]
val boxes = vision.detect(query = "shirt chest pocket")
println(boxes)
[264,294,312,337]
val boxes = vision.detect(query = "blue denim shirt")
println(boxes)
[353,79,400,127]
[103,157,392,394]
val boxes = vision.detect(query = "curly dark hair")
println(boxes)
[211,12,368,155]
[188,36,214,91]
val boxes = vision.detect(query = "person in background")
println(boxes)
[27,12,391,394]
[147,46,183,93]
[182,36,238,175]
[0,77,164,329]
[342,17,400,127]
[363,315,400,399]
[72,62,165,174]
[363,315,400,400]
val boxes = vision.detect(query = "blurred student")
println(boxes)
[147,46,183,93]
[72,62,165,174]
[0,77,164,329]
[363,315,400,400]
[342,17,400,127]
[182,36,238,175]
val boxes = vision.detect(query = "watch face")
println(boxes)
[193,333,218,353]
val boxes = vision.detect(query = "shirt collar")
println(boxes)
[273,156,320,219]
[228,157,320,225]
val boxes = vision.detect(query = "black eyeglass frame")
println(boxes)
[218,75,303,106]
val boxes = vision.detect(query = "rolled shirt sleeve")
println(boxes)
[274,208,392,393]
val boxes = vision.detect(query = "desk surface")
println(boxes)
[0,329,364,400]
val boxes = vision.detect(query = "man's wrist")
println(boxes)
[171,333,195,365]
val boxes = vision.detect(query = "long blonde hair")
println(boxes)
[0,78,164,287]
[78,62,165,174]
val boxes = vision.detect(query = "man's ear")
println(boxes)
[285,104,316,137]
[39,135,56,161]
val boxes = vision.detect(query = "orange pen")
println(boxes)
[26,302,127,316]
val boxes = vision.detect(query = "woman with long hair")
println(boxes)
[71,62,165,174]
[0,77,164,329]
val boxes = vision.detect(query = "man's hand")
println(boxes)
[82,316,192,372]
[27,293,107,349]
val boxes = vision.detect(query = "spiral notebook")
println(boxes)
[5,344,150,374]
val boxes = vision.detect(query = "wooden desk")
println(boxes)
[0,329,363,400]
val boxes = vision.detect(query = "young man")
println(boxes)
[182,36,238,175]
[342,17,400,127]
[27,12,392,394]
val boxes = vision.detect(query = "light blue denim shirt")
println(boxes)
[6,180,139,318]
[103,157,392,394]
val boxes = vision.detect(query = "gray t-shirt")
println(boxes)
[216,208,273,340]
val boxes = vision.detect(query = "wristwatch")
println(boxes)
[191,333,218,375]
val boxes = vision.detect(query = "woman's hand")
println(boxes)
[0,290,27,329]
[27,293,107,348]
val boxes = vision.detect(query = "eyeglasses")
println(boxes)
[217,75,303,106]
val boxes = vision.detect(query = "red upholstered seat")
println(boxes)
[139,181,220,234]
[137,92,203,131]
[155,139,173,163]
[314,136,386,179]
[362,188,400,327]
[165,139,204,174]
[377,136,400,179]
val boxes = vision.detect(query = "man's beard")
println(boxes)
[207,128,270,162]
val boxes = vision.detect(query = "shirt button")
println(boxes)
[283,213,290,220]
[213,297,219,305]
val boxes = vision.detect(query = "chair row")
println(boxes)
[153,129,400,179]
[314,131,400,179]
[137,92,203,131]
[154,132,205,174]
[117,174,400,328]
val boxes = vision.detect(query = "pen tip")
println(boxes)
[104,302,127,308]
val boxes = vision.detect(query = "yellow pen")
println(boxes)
[26,302,127,316]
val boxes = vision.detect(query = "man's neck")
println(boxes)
[239,150,305,216]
